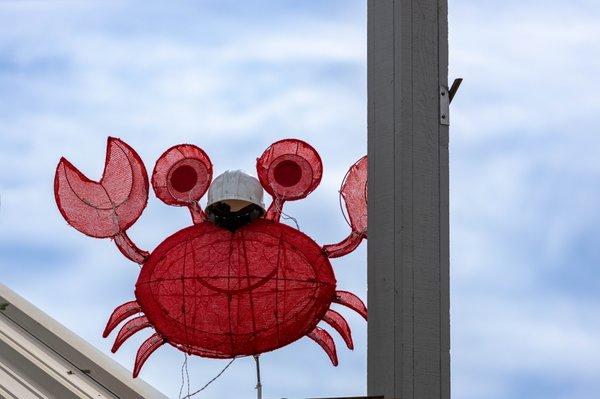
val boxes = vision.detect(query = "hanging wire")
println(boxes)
[185,353,191,398]
[281,210,300,230]
[181,358,237,399]
[178,354,187,399]
[178,352,193,399]
[274,195,301,231]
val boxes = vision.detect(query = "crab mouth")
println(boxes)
[194,268,278,295]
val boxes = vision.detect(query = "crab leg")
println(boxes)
[322,309,353,349]
[322,232,365,259]
[103,300,142,338]
[333,291,368,321]
[133,333,166,378]
[111,316,152,353]
[307,326,338,366]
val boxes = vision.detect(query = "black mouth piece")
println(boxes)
[206,202,265,231]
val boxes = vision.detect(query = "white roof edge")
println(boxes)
[0,283,168,399]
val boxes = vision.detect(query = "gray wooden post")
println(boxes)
[367,0,450,398]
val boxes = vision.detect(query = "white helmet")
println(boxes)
[206,170,265,212]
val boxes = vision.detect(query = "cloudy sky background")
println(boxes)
[1,0,599,398]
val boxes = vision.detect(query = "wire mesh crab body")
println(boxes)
[137,219,335,358]
[54,137,367,377]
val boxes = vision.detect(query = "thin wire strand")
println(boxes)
[281,211,300,230]
[181,358,237,399]
[274,195,301,231]
[185,353,191,398]
[178,353,189,399]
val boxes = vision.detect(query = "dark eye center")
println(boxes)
[273,160,302,187]
[170,165,198,192]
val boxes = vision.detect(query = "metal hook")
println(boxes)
[449,78,463,103]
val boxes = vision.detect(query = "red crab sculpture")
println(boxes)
[54,137,367,377]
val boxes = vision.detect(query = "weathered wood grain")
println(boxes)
[367,0,450,398]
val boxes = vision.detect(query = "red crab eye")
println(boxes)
[152,144,213,206]
[170,165,198,192]
[256,139,323,201]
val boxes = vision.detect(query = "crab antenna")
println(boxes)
[133,333,166,378]
[323,309,354,349]
[308,326,338,366]
[333,291,368,321]
[112,316,152,353]
[103,300,142,338]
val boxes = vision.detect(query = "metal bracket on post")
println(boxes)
[440,78,463,126]
[440,85,450,126]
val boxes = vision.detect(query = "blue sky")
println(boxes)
[1,1,599,398]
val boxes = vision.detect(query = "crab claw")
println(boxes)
[54,137,149,238]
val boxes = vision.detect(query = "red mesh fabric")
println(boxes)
[114,232,149,264]
[112,316,151,353]
[307,326,338,366]
[152,144,213,206]
[55,137,368,376]
[322,309,353,349]
[103,300,141,337]
[322,232,364,259]
[135,219,336,358]
[257,139,323,201]
[334,290,368,321]
[54,137,149,238]
[340,155,367,235]
[134,333,165,378]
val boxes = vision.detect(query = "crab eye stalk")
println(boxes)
[257,139,323,221]
[152,144,213,223]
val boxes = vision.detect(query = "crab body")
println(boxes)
[54,137,367,378]
[137,219,335,357]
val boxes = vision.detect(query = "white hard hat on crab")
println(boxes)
[206,170,265,212]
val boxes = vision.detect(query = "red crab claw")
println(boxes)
[55,137,150,263]
[55,137,149,238]
[323,155,367,258]
[257,139,323,222]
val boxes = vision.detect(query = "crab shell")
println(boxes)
[136,219,335,358]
